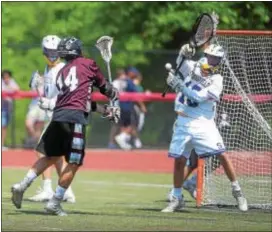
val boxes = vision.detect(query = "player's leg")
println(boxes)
[28,152,54,202]
[11,156,60,209]
[54,156,76,203]
[11,121,64,209]
[182,150,197,199]
[28,112,55,202]
[25,106,40,142]
[217,153,248,211]
[193,120,248,211]
[45,123,86,216]
[167,154,197,201]
[162,118,191,212]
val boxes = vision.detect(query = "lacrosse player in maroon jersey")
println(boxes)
[11,36,120,216]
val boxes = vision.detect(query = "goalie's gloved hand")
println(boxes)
[38,97,55,111]
[179,44,196,59]
[101,104,120,124]
[166,71,184,93]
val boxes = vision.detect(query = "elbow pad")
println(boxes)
[99,82,119,103]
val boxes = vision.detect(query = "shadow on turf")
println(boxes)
[154,199,193,203]
[7,210,56,216]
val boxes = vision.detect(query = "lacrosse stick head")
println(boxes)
[95,36,113,63]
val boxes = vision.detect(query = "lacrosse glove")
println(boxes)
[166,71,184,93]
[102,105,121,124]
[38,97,55,111]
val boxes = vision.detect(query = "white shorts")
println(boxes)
[26,105,46,123]
[168,115,225,159]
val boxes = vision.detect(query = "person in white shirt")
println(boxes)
[28,35,75,203]
[161,43,248,213]
[1,70,20,150]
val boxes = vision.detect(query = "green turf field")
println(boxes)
[2,168,272,231]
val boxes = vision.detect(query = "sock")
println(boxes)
[55,185,67,200]
[43,179,53,192]
[173,188,182,199]
[21,169,37,188]
[231,180,241,191]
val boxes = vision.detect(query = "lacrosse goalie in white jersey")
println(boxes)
[28,35,75,203]
[161,43,248,212]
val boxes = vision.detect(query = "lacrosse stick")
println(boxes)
[96,35,114,83]
[162,12,219,97]
[95,35,115,106]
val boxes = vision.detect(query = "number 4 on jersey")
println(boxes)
[57,66,78,93]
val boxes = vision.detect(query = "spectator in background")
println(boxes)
[131,73,147,149]
[126,67,147,149]
[112,68,137,150]
[1,70,20,150]
[24,76,46,148]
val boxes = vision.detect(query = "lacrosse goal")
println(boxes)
[197,30,272,210]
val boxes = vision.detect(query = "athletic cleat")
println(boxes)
[114,135,132,150]
[63,188,76,203]
[162,196,185,212]
[232,190,248,212]
[28,188,54,202]
[11,183,25,209]
[45,196,67,216]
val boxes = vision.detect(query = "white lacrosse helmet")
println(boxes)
[42,35,61,66]
[200,44,225,74]
[204,44,225,58]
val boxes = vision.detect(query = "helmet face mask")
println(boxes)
[200,44,225,74]
[205,54,222,67]
[42,35,61,66]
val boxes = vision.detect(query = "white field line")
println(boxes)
[81,180,172,188]
[40,227,63,231]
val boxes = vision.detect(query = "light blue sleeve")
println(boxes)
[182,74,223,103]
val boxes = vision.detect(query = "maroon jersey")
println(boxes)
[52,57,106,124]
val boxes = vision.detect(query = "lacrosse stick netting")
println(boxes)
[95,36,114,83]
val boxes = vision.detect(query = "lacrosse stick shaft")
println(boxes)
[106,62,113,83]
[106,62,114,106]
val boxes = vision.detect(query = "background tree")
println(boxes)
[2,1,271,146]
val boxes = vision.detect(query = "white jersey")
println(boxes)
[174,59,223,120]
[43,62,65,118]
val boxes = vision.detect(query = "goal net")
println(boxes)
[197,30,272,210]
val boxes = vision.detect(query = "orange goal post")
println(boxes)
[196,30,272,210]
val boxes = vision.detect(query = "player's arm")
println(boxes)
[182,77,223,103]
[89,60,119,106]
[167,73,223,103]
[37,66,63,111]
[90,60,120,123]
[175,44,196,79]
[90,101,120,124]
